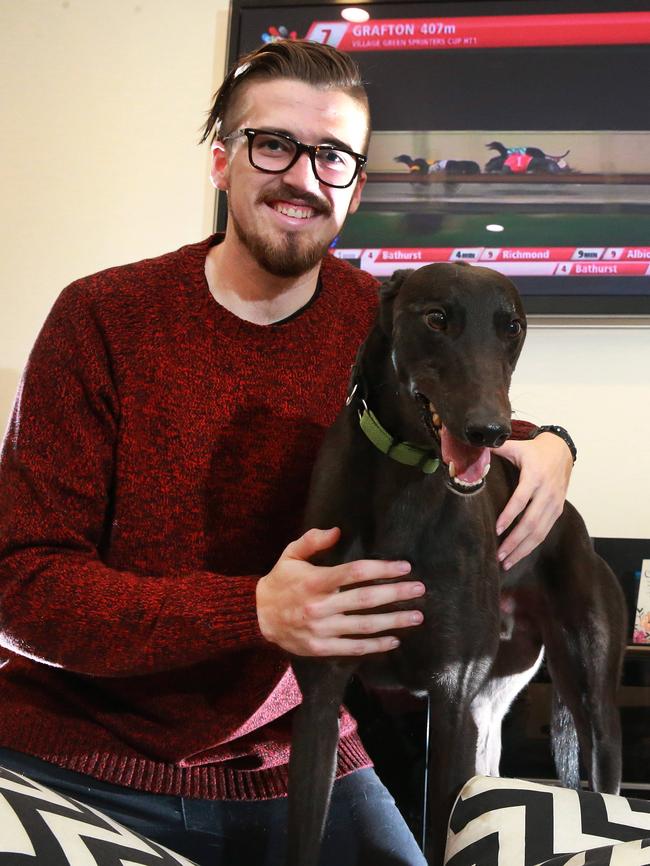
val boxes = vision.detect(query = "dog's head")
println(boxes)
[379,263,527,495]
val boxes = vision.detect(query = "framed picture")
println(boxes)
[633,559,650,644]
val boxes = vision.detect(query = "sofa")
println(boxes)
[1,762,649,865]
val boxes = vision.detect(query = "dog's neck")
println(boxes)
[352,326,436,453]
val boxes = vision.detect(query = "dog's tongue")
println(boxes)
[440,425,491,483]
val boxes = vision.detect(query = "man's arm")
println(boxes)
[0,286,267,677]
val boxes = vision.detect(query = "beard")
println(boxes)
[228,184,335,278]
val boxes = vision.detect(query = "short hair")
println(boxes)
[199,39,371,150]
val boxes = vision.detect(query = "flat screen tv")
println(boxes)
[218,0,650,316]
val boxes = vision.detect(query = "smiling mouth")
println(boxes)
[416,394,491,495]
[270,201,317,220]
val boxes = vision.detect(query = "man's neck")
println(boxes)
[204,234,321,326]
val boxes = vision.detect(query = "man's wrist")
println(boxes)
[255,576,272,642]
[530,424,577,464]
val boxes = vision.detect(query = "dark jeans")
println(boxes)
[0,748,427,866]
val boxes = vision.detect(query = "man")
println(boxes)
[0,40,573,865]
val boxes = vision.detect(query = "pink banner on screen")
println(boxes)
[337,248,650,279]
[305,12,650,52]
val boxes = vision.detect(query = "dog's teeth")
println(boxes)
[482,463,491,479]
[449,461,456,478]
[432,413,441,427]
[453,477,482,489]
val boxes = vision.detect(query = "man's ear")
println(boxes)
[347,169,367,216]
[379,269,413,335]
[210,140,229,191]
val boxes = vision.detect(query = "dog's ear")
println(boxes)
[379,269,413,334]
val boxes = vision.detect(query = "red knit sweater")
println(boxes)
[0,236,533,800]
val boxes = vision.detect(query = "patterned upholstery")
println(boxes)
[3,762,650,865]
[445,775,650,866]
[0,765,197,865]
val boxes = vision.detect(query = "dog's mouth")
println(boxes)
[416,395,490,495]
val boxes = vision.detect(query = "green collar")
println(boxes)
[358,406,441,475]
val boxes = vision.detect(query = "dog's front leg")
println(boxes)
[471,643,545,777]
[287,658,353,866]
[425,675,486,866]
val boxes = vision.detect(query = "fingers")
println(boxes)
[309,576,425,618]
[293,634,403,658]
[326,556,413,590]
[295,560,425,650]
[498,514,543,570]
[286,528,419,600]
[498,510,557,569]
[320,610,424,638]
[497,487,563,569]
[496,472,540,568]
[292,608,425,657]
[284,526,341,561]
[256,530,426,658]
[495,484,531,537]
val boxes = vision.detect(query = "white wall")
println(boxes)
[1,2,648,540]
[510,323,649,538]
[0,0,230,417]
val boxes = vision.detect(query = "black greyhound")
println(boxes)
[485,141,571,174]
[287,263,626,866]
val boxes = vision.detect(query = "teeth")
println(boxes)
[427,403,441,428]
[453,477,482,489]
[447,462,489,488]
[274,203,313,219]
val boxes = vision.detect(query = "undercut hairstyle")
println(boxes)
[199,39,371,150]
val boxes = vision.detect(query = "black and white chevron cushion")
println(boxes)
[445,776,650,866]
[0,765,198,865]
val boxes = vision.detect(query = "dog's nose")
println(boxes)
[465,423,509,449]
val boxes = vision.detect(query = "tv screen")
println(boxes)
[222,0,650,316]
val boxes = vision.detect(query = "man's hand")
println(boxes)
[492,431,573,570]
[256,527,425,657]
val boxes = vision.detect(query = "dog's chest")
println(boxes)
[361,480,495,566]
[346,488,501,693]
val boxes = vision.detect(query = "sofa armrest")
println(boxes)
[445,775,650,866]
[0,765,198,865]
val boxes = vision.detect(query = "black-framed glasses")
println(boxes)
[220,128,367,189]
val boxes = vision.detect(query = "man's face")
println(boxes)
[211,78,368,277]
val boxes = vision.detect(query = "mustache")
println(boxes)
[259,183,331,217]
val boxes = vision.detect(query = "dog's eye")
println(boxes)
[506,319,523,337]
[424,310,447,331]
